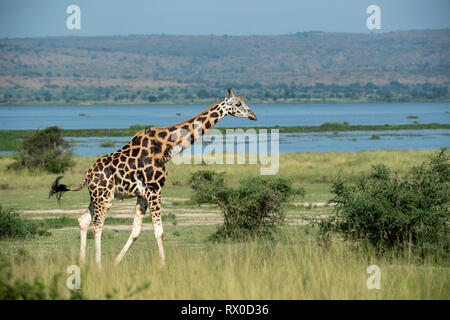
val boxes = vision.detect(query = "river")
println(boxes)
[1,102,448,155]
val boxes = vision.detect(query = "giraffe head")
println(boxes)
[223,88,257,121]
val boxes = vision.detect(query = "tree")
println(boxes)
[9,126,74,173]
[197,89,210,99]
[147,95,158,102]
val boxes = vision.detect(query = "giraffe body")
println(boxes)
[50,88,256,269]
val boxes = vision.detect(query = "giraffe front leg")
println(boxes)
[114,197,147,266]
[93,227,103,270]
[153,219,165,267]
[149,193,165,266]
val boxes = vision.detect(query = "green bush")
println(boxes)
[100,141,115,148]
[189,170,304,241]
[9,126,74,173]
[325,149,449,255]
[189,170,226,205]
[0,205,40,240]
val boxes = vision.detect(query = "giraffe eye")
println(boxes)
[236,102,242,107]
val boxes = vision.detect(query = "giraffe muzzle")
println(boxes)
[248,112,257,121]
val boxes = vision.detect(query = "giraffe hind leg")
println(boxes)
[148,192,165,267]
[91,197,112,271]
[78,203,93,266]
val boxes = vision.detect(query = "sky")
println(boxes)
[0,0,449,38]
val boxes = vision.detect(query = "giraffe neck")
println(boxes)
[159,99,228,162]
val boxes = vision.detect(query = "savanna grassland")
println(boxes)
[0,150,448,299]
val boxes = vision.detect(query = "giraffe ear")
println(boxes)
[227,87,236,97]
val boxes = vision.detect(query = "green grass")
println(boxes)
[0,149,441,210]
[1,226,448,299]
[30,214,177,230]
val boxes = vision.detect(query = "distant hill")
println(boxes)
[0,29,449,105]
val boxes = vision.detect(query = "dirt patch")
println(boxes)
[61,219,223,231]
[59,217,315,230]
[293,202,335,207]
[290,219,311,225]
[107,212,220,219]
[21,197,190,215]
[163,197,189,202]
[20,209,87,214]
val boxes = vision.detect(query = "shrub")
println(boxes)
[9,126,74,173]
[189,170,226,205]
[325,149,449,255]
[0,205,40,240]
[100,141,115,148]
[189,170,304,241]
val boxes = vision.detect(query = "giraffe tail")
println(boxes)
[49,175,88,203]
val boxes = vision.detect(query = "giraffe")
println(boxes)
[49,88,256,269]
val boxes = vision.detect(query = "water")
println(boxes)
[0,102,449,130]
[0,103,449,155]
[65,129,449,156]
